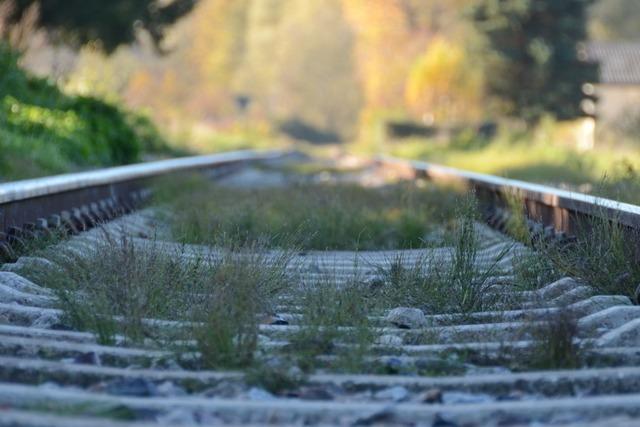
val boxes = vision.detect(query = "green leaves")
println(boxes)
[470,0,599,123]
[0,44,169,179]
[10,0,197,52]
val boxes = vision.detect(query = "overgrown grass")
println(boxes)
[511,249,560,291]
[16,232,210,344]
[191,245,292,369]
[154,173,461,251]
[0,226,69,263]
[498,186,640,299]
[502,191,531,244]
[15,230,293,368]
[374,194,510,315]
[542,213,640,299]
[524,308,583,370]
[287,272,378,373]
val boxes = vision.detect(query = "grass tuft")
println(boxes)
[526,308,582,370]
[543,210,640,299]
[511,249,560,291]
[16,230,292,360]
[191,245,292,369]
[17,231,201,344]
[375,193,510,316]
[287,271,378,373]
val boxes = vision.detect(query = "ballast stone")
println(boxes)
[386,307,427,329]
[377,334,403,347]
[374,385,409,402]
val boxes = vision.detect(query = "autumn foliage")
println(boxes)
[55,0,595,141]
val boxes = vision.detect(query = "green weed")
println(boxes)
[543,210,640,298]
[154,174,461,251]
[525,308,582,370]
[287,272,378,373]
[16,231,207,344]
[15,230,292,353]
[375,193,510,316]
[191,245,292,369]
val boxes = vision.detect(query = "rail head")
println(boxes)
[378,155,640,232]
[0,149,284,257]
[0,150,283,204]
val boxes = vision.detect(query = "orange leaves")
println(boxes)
[342,0,425,110]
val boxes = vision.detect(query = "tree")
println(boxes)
[271,0,361,140]
[8,0,197,51]
[342,0,422,111]
[234,0,287,116]
[471,0,599,123]
[405,38,484,124]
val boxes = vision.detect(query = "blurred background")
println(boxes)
[1,0,639,199]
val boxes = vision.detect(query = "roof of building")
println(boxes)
[585,41,640,85]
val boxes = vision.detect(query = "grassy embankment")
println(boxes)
[0,44,175,181]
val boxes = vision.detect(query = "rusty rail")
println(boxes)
[0,150,284,259]
[377,156,640,237]
[3,150,639,258]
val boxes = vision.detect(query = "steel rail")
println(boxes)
[377,156,640,235]
[0,149,284,258]
[3,149,638,257]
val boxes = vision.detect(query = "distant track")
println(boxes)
[0,150,283,260]
[2,150,639,259]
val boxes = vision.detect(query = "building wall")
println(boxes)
[595,84,640,126]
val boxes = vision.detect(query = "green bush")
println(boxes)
[0,43,169,180]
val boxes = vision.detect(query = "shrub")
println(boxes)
[0,43,170,180]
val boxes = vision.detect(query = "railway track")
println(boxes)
[1,150,640,426]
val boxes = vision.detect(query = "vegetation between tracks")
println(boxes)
[503,192,640,300]
[288,273,378,374]
[9,171,639,385]
[374,195,511,316]
[154,174,462,251]
[15,231,293,369]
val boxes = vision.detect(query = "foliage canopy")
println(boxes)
[0,43,168,179]
[9,0,196,51]
[471,0,599,123]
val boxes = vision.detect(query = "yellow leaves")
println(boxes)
[406,38,464,106]
[342,0,409,42]
[342,0,424,110]
[185,0,249,85]
[405,38,484,124]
